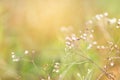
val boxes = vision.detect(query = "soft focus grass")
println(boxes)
[0,0,120,80]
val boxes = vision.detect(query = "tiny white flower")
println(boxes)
[87,20,93,24]
[107,41,113,45]
[93,41,97,45]
[114,44,118,48]
[116,26,120,29]
[104,12,108,16]
[71,34,77,41]
[12,55,15,58]
[25,50,29,54]
[80,35,83,38]
[91,30,94,33]
[48,76,51,80]
[110,62,114,67]
[117,21,120,25]
[77,73,80,77]
[55,62,60,65]
[83,33,87,37]
[13,58,19,62]
[65,36,72,41]
[101,46,105,49]
[66,41,71,46]
[95,15,101,20]
[72,37,77,41]
[108,57,112,61]
[99,14,104,18]
[89,34,93,38]
[79,31,82,33]
[11,52,15,55]
[87,69,91,73]
[87,44,92,49]
[97,46,100,49]
[52,69,56,72]
[108,18,117,24]
[54,65,59,69]
[56,69,59,73]
[104,65,107,69]
[82,36,87,40]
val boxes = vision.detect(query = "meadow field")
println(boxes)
[0,0,120,80]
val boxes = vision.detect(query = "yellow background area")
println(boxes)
[0,0,96,49]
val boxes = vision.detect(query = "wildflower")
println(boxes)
[97,46,100,49]
[116,26,120,29]
[107,41,113,45]
[101,46,105,49]
[11,52,15,55]
[12,58,20,62]
[71,34,77,41]
[48,76,51,80]
[108,18,117,24]
[24,50,29,54]
[55,69,59,73]
[87,44,92,49]
[117,21,120,25]
[12,54,15,58]
[114,44,118,48]
[83,33,87,37]
[95,15,101,20]
[87,20,93,24]
[53,62,60,73]
[66,41,71,46]
[65,36,72,41]
[107,57,112,61]
[93,41,97,45]
[77,73,80,77]
[104,12,108,16]
[87,69,92,73]
[89,34,93,38]
[99,14,104,18]
[82,36,87,40]
[104,65,107,69]
[110,62,114,67]
[91,30,94,33]
[54,63,60,69]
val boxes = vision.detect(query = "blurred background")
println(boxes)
[0,0,120,80]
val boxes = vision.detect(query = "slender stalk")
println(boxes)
[59,61,87,80]
[31,59,38,70]
[78,49,115,80]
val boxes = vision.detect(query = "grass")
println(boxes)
[0,1,120,80]
[6,13,120,80]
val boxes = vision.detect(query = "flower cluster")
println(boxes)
[52,62,60,73]
[11,52,20,62]
[11,50,33,62]
[63,12,120,80]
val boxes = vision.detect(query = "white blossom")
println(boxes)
[25,50,29,54]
